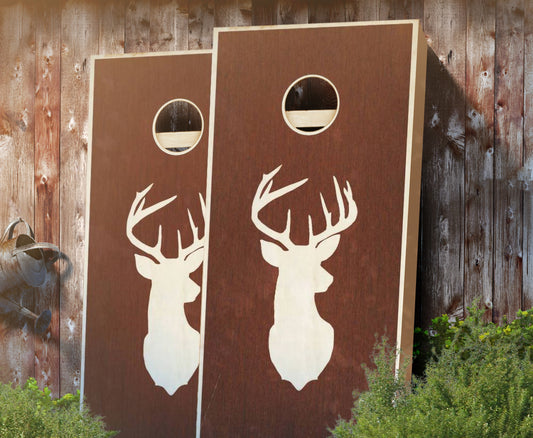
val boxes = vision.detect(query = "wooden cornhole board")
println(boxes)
[199,21,426,437]
[83,51,211,438]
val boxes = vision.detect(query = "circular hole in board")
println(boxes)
[152,99,204,155]
[282,75,339,135]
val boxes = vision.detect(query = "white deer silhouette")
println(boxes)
[251,165,357,390]
[126,184,205,396]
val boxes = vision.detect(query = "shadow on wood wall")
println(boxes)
[418,47,468,329]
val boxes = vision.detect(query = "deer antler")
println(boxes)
[251,165,308,250]
[308,177,358,247]
[126,184,177,262]
[252,166,357,248]
[178,193,206,260]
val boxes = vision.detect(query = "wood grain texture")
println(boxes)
[0,0,36,388]
[379,0,403,20]
[252,0,275,25]
[378,0,423,21]
[34,0,61,397]
[59,0,99,396]
[494,0,524,323]
[125,0,150,53]
[214,0,252,27]
[275,0,308,24]
[150,0,188,51]
[308,0,346,23]
[524,0,533,310]
[345,0,378,21]
[420,0,466,325]
[99,0,126,55]
[188,0,214,49]
[464,0,495,318]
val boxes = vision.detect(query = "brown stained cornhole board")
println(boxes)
[82,51,211,438]
[198,21,426,437]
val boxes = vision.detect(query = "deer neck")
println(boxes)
[147,281,186,333]
[273,271,321,322]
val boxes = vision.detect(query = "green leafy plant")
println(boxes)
[0,378,117,437]
[330,304,533,438]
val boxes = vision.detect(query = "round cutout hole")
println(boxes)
[282,75,339,135]
[152,99,204,155]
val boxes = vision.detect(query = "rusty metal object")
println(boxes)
[0,295,51,334]
[0,218,59,333]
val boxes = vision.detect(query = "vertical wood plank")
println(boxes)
[125,0,150,53]
[252,0,275,25]
[420,0,466,325]
[524,0,533,311]
[214,0,252,27]
[99,0,126,55]
[379,0,399,20]
[345,0,378,22]
[379,0,424,20]
[188,0,214,49]
[34,0,61,396]
[308,0,346,23]
[275,0,308,24]
[412,0,424,22]
[0,1,36,388]
[494,0,524,322]
[60,0,99,396]
[150,0,188,51]
[464,0,495,317]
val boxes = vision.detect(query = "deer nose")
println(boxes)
[183,280,201,303]
[315,269,333,293]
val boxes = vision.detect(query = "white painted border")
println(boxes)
[152,98,205,155]
[281,74,340,136]
[197,22,425,434]
[80,49,212,410]
[395,23,426,372]
[214,19,420,34]
[195,32,219,438]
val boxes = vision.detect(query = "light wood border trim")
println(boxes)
[395,22,427,375]
[285,110,337,128]
[156,131,202,149]
[213,19,422,33]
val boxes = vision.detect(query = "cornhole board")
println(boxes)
[199,21,426,437]
[83,51,211,438]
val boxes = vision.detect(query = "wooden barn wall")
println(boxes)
[0,0,530,397]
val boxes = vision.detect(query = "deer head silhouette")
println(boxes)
[127,184,205,395]
[252,165,357,390]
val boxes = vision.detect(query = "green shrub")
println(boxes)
[0,378,117,437]
[330,305,533,438]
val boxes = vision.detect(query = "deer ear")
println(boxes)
[185,248,204,272]
[134,254,156,279]
[316,234,341,261]
[259,240,284,267]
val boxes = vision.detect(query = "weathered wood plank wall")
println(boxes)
[465,0,495,325]
[0,0,531,397]
[0,0,35,393]
[34,0,61,397]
